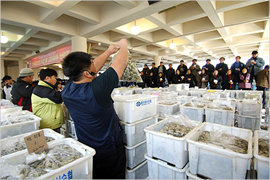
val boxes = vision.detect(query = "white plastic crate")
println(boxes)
[1,114,41,139]
[237,100,262,117]
[202,93,220,100]
[185,167,203,180]
[219,91,231,98]
[144,118,202,169]
[189,91,205,97]
[157,102,180,118]
[114,95,158,123]
[204,105,235,126]
[1,106,22,115]
[186,122,253,179]
[213,98,238,110]
[245,92,262,101]
[1,138,96,179]
[178,90,189,96]
[126,140,147,169]
[235,115,260,131]
[254,130,270,179]
[158,92,178,101]
[112,88,133,97]
[176,96,197,105]
[1,128,65,157]
[121,115,158,146]
[193,97,212,104]
[169,84,182,91]
[133,88,143,94]
[235,90,247,99]
[145,154,188,179]
[181,84,189,91]
[126,160,148,179]
[180,103,207,122]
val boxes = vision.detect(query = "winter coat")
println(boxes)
[189,64,201,78]
[246,57,265,75]
[177,64,188,75]
[197,74,209,88]
[215,63,228,77]
[256,69,269,88]
[223,74,237,90]
[210,75,223,89]
[202,63,215,78]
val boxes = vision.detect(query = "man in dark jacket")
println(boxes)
[177,60,187,76]
[231,56,245,83]
[147,72,156,87]
[11,68,36,111]
[166,63,175,84]
[142,64,150,80]
[202,59,214,79]
[150,63,158,77]
[223,69,237,90]
[216,57,228,89]
[210,70,223,89]
[185,69,196,87]
[256,65,269,108]
[189,59,201,78]
[157,61,166,78]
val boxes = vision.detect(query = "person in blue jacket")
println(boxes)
[231,56,245,83]
[246,50,265,83]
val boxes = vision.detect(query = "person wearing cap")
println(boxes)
[246,50,265,83]
[11,68,36,111]
[2,75,14,100]
[166,63,175,84]
[157,61,167,78]
[150,62,158,77]
[31,68,64,132]
[177,60,187,76]
[61,39,127,179]
[256,65,269,108]
[189,59,201,81]
[215,57,228,89]
[231,56,245,83]
[202,59,214,80]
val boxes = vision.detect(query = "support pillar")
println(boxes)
[1,60,5,78]
[154,56,161,67]
[71,36,87,52]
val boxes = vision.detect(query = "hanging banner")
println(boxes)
[29,45,71,68]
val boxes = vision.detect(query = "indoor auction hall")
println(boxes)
[1,0,269,179]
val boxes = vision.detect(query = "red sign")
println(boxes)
[29,45,71,68]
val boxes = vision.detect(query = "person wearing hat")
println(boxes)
[189,59,201,83]
[256,65,269,108]
[246,50,265,83]
[215,57,228,89]
[202,59,214,80]
[11,68,36,111]
[177,60,187,76]
[230,56,245,83]
[157,61,167,78]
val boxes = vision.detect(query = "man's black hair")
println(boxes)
[236,56,241,59]
[252,51,258,55]
[192,59,197,61]
[265,65,269,69]
[39,68,57,81]
[152,62,155,65]
[62,52,92,81]
[2,75,12,82]
[220,57,225,61]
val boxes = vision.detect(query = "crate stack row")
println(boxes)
[113,94,158,179]
[0,99,96,179]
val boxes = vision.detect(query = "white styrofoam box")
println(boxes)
[235,115,260,131]
[157,102,180,118]
[1,128,65,157]
[169,84,182,91]
[189,91,205,97]
[181,84,190,91]
[126,140,147,169]
[114,95,158,123]
[204,105,235,126]
[186,122,253,179]
[126,160,148,179]
[1,138,96,179]
[180,103,207,122]
[144,118,202,169]
[237,100,262,117]
[1,114,41,139]
[178,90,189,96]
[121,115,158,146]
[176,96,197,105]
[145,154,188,179]
[254,130,270,179]
[185,167,203,180]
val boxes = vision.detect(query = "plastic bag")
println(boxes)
[159,115,197,137]
[197,129,248,154]
[1,137,27,156]
[207,103,233,111]
[1,159,30,179]
[258,134,269,157]
[106,50,142,82]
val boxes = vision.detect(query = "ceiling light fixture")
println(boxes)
[131,21,140,35]
[170,39,176,49]
[1,32,8,44]
[58,64,62,68]
[98,42,101,46]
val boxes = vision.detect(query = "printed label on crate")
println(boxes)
[24,130,48,154]
[53,170,73,180]
[243,104,257,111]
[136,100,152,107]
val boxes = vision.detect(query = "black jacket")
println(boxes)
[184,74,196,87]
[172,74,185,84]
[215,63,228,77]
[150,67,158,77]
[177,64,188,75]
[11,78,36,111]
[223,74,237,90]
[202,63,215,78]
[166,68,175,78]
[231,61,245,75]
[197,74,209,88]
[210,75,223,89]
[156,76,165,87]
[147,75,156,88]
[157,65,167,77]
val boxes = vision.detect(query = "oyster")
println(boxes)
[159,122,194,137]
[258,138,269,157]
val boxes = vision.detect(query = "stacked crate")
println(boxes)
[180,102,209,122]
[144,117,202,179]
[113,94,158,179]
